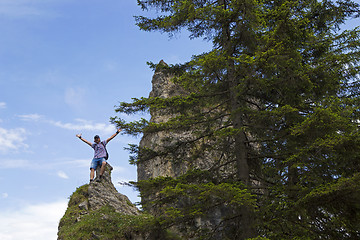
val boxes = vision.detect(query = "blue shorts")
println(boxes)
[90,157,106,170]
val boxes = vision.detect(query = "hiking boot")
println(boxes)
[96,175,103,182]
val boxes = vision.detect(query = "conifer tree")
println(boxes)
[112,0,360,239]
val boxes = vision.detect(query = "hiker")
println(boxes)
[76,128,122,182]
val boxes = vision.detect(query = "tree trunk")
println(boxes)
[220,1,255,238]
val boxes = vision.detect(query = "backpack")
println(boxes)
[101,142,109,160]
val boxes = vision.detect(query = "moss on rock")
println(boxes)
[58,184,156,240]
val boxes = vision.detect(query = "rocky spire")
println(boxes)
[57,163,141,240]
[86,164,140,215]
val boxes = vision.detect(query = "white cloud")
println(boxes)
[18,114,116,135]
[0,199,68,240]
[17,114,43,121]
[0,102,6,109]
[57,170,69,179]
[0,127,28,153]
[2,193,8,199]
[49,118,115,135]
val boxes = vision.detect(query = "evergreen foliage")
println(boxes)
[112,0,360,239]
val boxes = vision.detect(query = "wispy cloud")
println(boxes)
[0,127,28,153]
[0,199,68,240]
[17,113,43,121]
[1,193,8,199]
[57,170,69,179]
[18,114,116,135]
[0,0,58,18]
[49,118,116,135]
[0,102,6,109]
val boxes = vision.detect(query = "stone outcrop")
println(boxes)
[57,163,144,240]
[138,60,190,181]
[138,61,227,182]
[137,61,241,239]
[87,164,139,215]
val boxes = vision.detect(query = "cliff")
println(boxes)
[138,60,228,181]
[137,61,245,239]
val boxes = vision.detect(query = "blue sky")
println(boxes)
[0,1,211,239]
[0,1,358,239]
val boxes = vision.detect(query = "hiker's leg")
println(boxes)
[90,158,98,181]
[90,168,95,180]
[99,160,107,177]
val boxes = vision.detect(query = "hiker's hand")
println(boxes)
[76,133,82,138]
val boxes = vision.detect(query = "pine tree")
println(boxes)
[111,0,360,239]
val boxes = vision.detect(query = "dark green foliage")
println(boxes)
[112,0,360,239]
[137,170,256,234]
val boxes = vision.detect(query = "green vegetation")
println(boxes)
[58,184,89,234]
[58,185,156,240]
[111,0,360,239]
[59,205,154,240]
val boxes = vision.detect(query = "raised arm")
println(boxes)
[76,134,92,147]
[106,129,122,143]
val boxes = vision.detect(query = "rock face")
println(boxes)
[137,61,241,238]
[88,164,139,215]
[57,163,143,240]
[138,61,225,182]
[138,61,189,181]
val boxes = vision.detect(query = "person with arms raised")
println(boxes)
[76,129,121,182]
